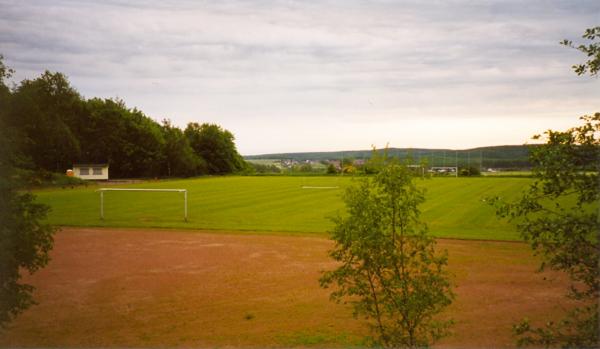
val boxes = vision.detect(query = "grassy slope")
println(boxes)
[35,176,528,240]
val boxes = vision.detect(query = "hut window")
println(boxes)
[93,167,103,175]
[80,168,89,175]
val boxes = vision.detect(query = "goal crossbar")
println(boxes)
[96,188,188,221]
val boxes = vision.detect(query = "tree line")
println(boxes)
[1,62,248,180]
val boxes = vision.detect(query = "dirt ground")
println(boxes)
[0,227,572,348]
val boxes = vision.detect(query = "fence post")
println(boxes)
[100,191,104,220]
[184,190,188,222]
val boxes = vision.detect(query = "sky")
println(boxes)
[0,0,598,155]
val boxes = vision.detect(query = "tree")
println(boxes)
[326,163,338,174]
[6,71,82,172]
[320,162,454,348]
[490,113,599,348]
[298,163,313,173]
[160,119,206,177]
[184,122,246,174]
[561,26,600,76]
[363,146,390,174]
[459,166,480,177]
[79,98,166,178]
[0,56,56,328]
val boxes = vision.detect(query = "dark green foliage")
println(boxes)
[249,162,281,174]
[14,169,86,188]
[0,187,56,329]
[561,26,600,77]
[320,162,454,348]
[0,57,56,328]
[0,57,245,179]
[459,166,480,176]
[184,122,246,175]
[297,163,313,173]
[490,114,599,348]
[77,99,166,178]
[326,163,338,174]
[160,119,206,177]
[6,71,82,172]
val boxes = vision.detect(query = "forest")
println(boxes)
[0,62,248,180]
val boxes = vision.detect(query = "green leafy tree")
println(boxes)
[184,122,246,174]
[326,163,338,174]
[79,98,166,178]
[561,26,600,76]
[363,146,390,174]
[248,162,280,174]
[0,56,56,328]
[299,163,313,172]
[320,162,454,348]
[6,71,82,172]
[459,166,480,177]
[160,119,206,177]
[490,114,599,348]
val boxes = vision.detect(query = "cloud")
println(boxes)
[0,0,598,154]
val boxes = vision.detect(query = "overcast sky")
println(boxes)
[1,0,598,155]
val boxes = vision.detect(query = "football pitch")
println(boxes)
[35,176,529,241]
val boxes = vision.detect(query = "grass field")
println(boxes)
[35,176,530,240]
[482,170,533,177]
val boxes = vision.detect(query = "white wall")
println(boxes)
[73,166,109,180]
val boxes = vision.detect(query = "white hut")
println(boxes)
[72,163,109,180]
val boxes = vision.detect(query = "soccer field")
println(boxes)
[35,176,530,240]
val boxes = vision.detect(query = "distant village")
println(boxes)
[245,158,494,176]
[247,158,369,174]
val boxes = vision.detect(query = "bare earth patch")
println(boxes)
[0,227,571,348]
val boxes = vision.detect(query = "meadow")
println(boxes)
[35,175,530,240]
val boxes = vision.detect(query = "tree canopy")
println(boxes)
[561,26,600,77]
[320,162,454,348]
[0,60,247,179]
[491,114,599,347]
[0,56,56,329]
[184,122,246,174]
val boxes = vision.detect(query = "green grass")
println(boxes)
[34,176,530,241]
[482,170,532,177]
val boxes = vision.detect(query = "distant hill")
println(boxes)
[245,145,537,169]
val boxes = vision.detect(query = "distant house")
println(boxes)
[72,163,109,180]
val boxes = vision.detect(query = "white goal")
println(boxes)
[96,188,188,221]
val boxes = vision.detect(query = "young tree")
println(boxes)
[320,162,454,348]
[0,56,56,328]
[490,113,599,348]
[561,26,600,77]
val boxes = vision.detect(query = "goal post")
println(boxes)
[97,188,188,221]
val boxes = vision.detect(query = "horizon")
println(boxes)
[1,1,598,154]
[242,143,535,157]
